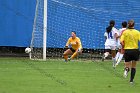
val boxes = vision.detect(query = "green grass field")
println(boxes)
[0,57,140,93]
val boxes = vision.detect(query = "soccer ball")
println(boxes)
[25,47,31,53]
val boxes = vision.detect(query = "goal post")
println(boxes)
[30,0,47,60]
[43,0,47,60]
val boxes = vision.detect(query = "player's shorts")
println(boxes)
[105,49,111,53]
[116,40,122,49]
[117,43,122,49]
[70,48,76,53]
[105,45,117,50]
[124,49,139,62]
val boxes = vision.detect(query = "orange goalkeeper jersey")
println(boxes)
[66,37,82,50]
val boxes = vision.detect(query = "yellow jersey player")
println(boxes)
[120,19,140,84]
[63,31,82,62]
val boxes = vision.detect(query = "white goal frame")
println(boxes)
[30,0,47,60]
[43,0,47,60]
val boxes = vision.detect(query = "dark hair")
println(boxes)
[106,20,115,33]
[71,31,76,34]
[128,19,135,28]
[122,21,127,28]
[109,20,115,27]
[106,26,112,33]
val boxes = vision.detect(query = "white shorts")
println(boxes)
[117,43,122,49]
[105,45,117,50]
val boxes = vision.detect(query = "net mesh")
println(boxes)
[30,0,44,59]
[31,0,140,61]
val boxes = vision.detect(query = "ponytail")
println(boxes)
[106,26,112,33]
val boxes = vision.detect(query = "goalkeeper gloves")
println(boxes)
[78,48,81,52]
[65,46,68,48]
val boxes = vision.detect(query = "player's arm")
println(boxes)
[115,33,119,40]
[120,32,125,48]
[78,38,82,48]
[65,38,70,48]
[76,38,82,52]
[104,32,107,40]
[138,32,140,55]
[114,29,119,39]
[104,36,107,40]
[117,29,121,38]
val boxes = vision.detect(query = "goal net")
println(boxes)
[30,0,140,61]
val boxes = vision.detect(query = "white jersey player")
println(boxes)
[104,27,118,49]
[102,20,119,68]
[116,28,127,49]
[115,21,127,66]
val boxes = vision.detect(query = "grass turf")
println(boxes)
[0,57,140,93]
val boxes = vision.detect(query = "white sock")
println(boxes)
[112,58,116,67]
[115,52,120,61]
[104,52,109,58]
[117,54,124,64]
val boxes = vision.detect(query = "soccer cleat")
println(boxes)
[68,58,71,61]
[123,70,128,78]
[130,81,134,85]
[130,82,133,84]
[115,58,118,63]
[115,62,119,67]
[101,56,105,61]
[112,64,116,69]
[112,59,116,68]
[130,81,133,84]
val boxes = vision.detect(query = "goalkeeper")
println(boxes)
[63,31,82,62]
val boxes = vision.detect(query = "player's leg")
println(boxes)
[102,45,110,61]
[70,52,77,60]
[130,61,136,83]
[70,48,82,60]
[111,50,116,67]
[111,46,117,67]
[123,62,131,78]
[63,49,73,61]
[115,49,120,62]
[130,49,139,83]
[115,43,121,62]
[123,50,131,78]
[116,49,124,65]
[102,51,110,61]
[116,45,124,66]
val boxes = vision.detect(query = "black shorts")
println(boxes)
[124,49,139,62]
[70,48,76,53]
[105,49,111,54]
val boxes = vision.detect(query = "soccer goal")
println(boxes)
[30,0,47,60]
[30,0,140,61]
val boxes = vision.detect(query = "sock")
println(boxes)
[70,52,77,59]
[115,52,120,62]
[130,68,136,82]
[117,54,123,64]
[104,52,109,58]
[112,58,116,67]
[125,67,130,72]
[63,55,68,61]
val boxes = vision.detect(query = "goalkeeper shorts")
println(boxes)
[70,48,76,53]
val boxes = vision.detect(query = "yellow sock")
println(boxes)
[70,52,78,59]
[63,55,68,61]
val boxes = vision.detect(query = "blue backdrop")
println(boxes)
[0,0,36,47]
[47,0,140,49]
[0,0,140,49]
